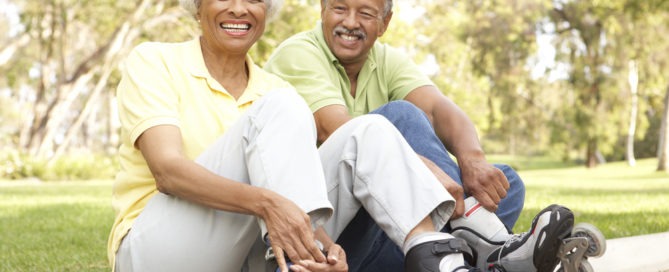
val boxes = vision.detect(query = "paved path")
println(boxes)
[588,232,669,272]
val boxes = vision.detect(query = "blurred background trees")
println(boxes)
[1,0,668,179]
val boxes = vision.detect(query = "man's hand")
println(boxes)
[459,157,509,212]
[419,155,465,219]
[261,190,326,272]
[289,244,348,272]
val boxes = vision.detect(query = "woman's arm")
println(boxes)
[137,124,327,267]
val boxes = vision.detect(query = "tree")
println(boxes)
[626,61,638,166]
[549,1,625,167]
[658,85,669,171]
[1,0,191,163]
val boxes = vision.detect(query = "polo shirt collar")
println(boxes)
[185,38,262,104]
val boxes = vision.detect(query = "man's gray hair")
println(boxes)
[321,0,393,17]
[179,0,284,21]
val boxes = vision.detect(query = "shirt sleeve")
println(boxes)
[116,43,181,146]
[383,45,435,101]
[265,40,346,113]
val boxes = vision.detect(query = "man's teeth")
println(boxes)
[340,34,358,41]
[220,23,250,31]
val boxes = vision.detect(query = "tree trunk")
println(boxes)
[0,33,30,67]
[31,0,155,160]
[586,138,599,168]
[657,84,669,172]
[626,61,638,167]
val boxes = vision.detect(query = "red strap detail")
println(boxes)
[465,203,482,217]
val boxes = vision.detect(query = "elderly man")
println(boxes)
[265,0,574,271]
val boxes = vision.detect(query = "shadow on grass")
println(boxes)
[525,186,669,197]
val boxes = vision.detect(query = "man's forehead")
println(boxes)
[329,0,385,11]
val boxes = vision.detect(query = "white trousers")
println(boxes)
[116,89,454,272]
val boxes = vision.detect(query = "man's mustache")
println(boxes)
[333,25,367,40]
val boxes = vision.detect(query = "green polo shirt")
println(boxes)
[265,22,434,116]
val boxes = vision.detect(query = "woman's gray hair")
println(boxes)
[179,0,284,21]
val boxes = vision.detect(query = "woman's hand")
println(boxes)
[260,190,326,272]
[289,244,348,272]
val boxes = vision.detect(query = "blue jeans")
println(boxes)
[336,101,526,271]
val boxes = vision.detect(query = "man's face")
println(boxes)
[321,0,392,67]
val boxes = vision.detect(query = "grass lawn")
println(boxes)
[1,158,667,271]
[0,180,113,272]
[508,158,669,239]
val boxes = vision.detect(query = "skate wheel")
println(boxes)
[580,260,594,272]
[556,260,594,272]
[572,223,606,257]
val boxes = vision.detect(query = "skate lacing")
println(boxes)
[452,265,481,272]
[487,263,507,272]
[495,232,529,266]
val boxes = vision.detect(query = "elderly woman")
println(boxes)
[107,0,339,271]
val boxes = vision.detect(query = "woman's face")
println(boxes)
[197,0,267,55]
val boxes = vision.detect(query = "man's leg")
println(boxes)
[334,101,525,271]
[372,100,525,229]
[115,89,332,271]
[319,115,474,272]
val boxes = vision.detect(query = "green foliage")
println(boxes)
[0,151,117,181]
[1,0,668,168]
[251,0,321,65]
[0,150,48,180]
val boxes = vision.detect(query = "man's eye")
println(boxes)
[361,12,374,18]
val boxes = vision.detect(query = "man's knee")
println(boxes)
[373,100,428,125]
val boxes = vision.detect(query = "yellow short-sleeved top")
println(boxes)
[108,38,293,265]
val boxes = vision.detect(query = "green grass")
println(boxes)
[0,158,667,271]
[0,180,113,272]
[509,158,669,239]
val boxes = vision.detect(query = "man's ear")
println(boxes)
[379,11,393,37]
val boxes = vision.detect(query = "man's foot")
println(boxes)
[404,236,479,272]
[453,204,574,272]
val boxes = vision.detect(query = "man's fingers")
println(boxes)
[476,193,497,212]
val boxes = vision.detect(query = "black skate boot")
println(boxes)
[405,236,479,272]
[453,204,574,272]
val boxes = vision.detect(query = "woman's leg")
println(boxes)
[116,89,332,271]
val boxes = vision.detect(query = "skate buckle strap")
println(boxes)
[432,238,476,266]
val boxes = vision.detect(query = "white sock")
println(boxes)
[403,232,466,271]
[450,197,512,242]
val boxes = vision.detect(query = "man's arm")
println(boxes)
[404,86,510,212]
[313,104,352,144]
